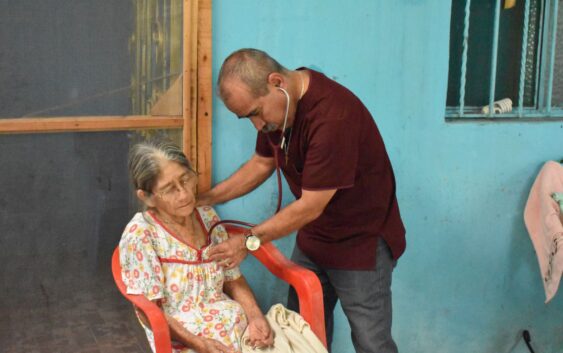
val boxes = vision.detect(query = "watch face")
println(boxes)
[245,235,261,251]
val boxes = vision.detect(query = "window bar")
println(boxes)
[488,0,502,117]
[536,0,547,110]
[546,0,559,113]
[459,0,472,117]
[517,0,531,116]
[163,0,170,91]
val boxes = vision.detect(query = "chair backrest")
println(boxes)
[112,227,327,351]
[112,247,173,353]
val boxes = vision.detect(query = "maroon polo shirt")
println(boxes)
[256,69,406,270]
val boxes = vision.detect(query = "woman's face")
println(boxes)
[149,160,197,221]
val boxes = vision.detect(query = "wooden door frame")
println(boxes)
[0,0,213,191]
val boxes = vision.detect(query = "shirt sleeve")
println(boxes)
[255,131,273,157]
[301,107,359,190]
[119,221,165,301]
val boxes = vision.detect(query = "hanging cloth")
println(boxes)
[524,161,563,303]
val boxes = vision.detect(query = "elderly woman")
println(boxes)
[119,141,274,353]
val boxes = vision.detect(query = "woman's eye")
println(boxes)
[163,187,175,195]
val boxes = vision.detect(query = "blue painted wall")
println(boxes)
[212,1,563,352]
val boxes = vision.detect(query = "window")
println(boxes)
[446,0,563,119]
[0,0,213,190]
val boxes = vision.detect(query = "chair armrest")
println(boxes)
[224,225,327,347]
[112,248,173,353]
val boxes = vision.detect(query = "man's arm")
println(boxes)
[252,188,337,242]
[197,153,275,206]
[208,188,337,268]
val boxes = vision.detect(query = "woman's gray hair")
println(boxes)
[128,140,195,193]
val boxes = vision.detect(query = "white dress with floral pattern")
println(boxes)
[119,206,247,353]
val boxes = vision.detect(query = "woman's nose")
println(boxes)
[177,185,194,201]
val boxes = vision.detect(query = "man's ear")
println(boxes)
[267,72,284,88]
[137,189,156,208]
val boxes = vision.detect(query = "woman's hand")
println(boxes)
[198,337,237,353]
[247,315,275,349]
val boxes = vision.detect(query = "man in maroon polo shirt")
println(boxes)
[201,48,406,353]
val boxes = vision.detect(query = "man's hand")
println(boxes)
[246,315,275,349]
[196,191,215,207]
[208,233,247,269]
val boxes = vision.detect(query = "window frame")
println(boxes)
[446,0,563,121]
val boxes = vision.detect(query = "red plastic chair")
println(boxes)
[112,224,326,353]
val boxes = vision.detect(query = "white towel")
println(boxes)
[241,304,327,353]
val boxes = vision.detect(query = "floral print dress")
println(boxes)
[119,206,247,353]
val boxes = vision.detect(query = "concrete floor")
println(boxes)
[0,271,152,353]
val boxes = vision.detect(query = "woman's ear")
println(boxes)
[136,189,156,208]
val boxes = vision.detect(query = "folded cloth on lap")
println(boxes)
[241,304,327,353]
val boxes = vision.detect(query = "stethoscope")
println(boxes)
[276,86,292,151]
[207,86,291,235]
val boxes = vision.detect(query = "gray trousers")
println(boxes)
[287,238,398,353]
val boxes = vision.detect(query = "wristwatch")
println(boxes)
[245,231,261,251]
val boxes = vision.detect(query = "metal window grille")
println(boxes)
[446,0,563,119]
